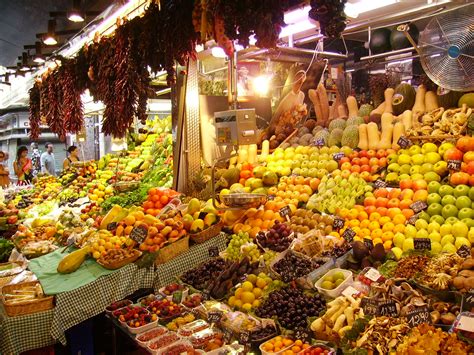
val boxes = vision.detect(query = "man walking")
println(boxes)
[40,142,56,176]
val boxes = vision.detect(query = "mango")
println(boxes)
[262,171,278,186]
[204,213,218,227]
[183,214,194,230]
[191,219,205,233]
[187,198,201,215]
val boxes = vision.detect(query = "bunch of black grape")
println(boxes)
[255,287,326,330]
[181,258,228,290]
[273,253,323,283]
[256,221,293,252]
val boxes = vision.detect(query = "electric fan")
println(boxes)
[401,5,474,92]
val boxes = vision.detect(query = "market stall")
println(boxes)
[0,0,473,354]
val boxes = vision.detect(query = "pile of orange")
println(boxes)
[238,163,255,185]
[267,175,319,205]
[142,188,179,216]
[261,337,310,354]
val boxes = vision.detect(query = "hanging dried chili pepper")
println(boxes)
[60,59,84,134]
[28,82,41,140]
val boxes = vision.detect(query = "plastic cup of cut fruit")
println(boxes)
[315,268,353,299]
[259,336,295,355]
[135,325,168,347]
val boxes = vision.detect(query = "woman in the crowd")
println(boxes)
[63,145,80,170]
[13,146,33,185]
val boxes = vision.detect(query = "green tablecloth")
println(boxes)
[28,248,115,295]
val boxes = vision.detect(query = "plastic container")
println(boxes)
[178,319,209,337]
[156,340,197,355]
[136,326,168,347]
[315,268,353,299]
[105,299,132,315]
[138,294,165,307]
[188,328,223,349]
[147,332,181,354]
[298,343,336,354]
[126,318,158,335]
[357,267,385,286]
[159,285,189,302]
[259,336,294,355]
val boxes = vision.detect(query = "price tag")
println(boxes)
[407,307,431,328]
[172,290,183,304]
[456,314,474,333]
[107,222,118,231]
[406,213,420,225]
[364,238,374,250]
[361,297,378,316]
[333,216,345,230]
[267,194,276,201]
[342,228,356,243]
[130,224,148,244]
[377,300,398,317]
[279,206,291,217]
[342,285,359,298]
[397,136,412,148]
[208,246,219,258]
[410,201,428,213]
[223,328,233,343]
[374,179,388,189]
[447,160,462,171]
[365,267,381,282]
[207,310,223,324]
[462,289,474,311]
[414,238,431,251]
[457,245,471,258]
[333,152,345,161]
[314,138,325,147]
[239,330,251,346]
[155,293,165,301]
[294,328,311,342]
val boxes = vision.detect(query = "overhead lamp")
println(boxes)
[33,42,45,63]
[43,20,58,45]
[211,46,226,58]
[20,52,30,71]
[67,0,85,22]
[344,0,398,18]
[280,6,315,38]
[252,75,272,97]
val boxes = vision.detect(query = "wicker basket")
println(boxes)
[97,250,142,270]
[155,236,189,265]
[189,222,222,244]
[2,281,54,316]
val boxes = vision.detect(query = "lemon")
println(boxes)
[242,281,254,292]
[241,291,255,304]
[234,287,244,299]
[228,296,236,307]
[233,300,243,309]
[242,303,252,312]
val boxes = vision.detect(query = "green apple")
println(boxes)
[409,145,421,156]
[468,228,474,243]
[422,142,438,154]
[385,172,399,184]
[391,247,403,260]
[457,196,472,210]
[440,234,455,246]
[454,184,470,198]
[433,161,448,176]
[440,223,452,236]
[387,163,400,173]
[424,172,441,182]
[419,211,431,221]
[416,229,429,239]
[427,203,443,217]
[430,215,445,225]
[387,154,398,164]
[428,181,441,194]
[420,163,434,174]
[469,187,474,201]
[424,152,442,164]
[462,218,474,228]
[428,221,441,233]
[403,238,415,252]
[438,142,455,156]
[399,164,411,175]
[399,173,411,181]
[410,173,424,181]
[398,154,411,165]
[326,160,338,172]
[441,195,456,206]
[455,237,471,249]
[415,219,429,230]
[410,166,421,175]
[459,208,474,220]
[445,216,459,225]
[411,154,424,165]
[439,185,454,197]
[428,231,441,243]
[427,193,442,205]
[405,224,417,238]
[452,221,469,238]
[431,241,442,255]
[393,233,405,248]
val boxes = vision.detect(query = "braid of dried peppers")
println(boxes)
[28,82,41,140]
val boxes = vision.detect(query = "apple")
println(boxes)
[452,221,469,238]
[422,142,438,154]
[455,237,471,249]
[411,154,425,165]
[443,147,463,162]
[456,196,472,210]
[398,154,411,165]
[405,224,417,238]
[409,145,422,156]
[393,233,405,248]
[454,184,470,197]
[438,185,454,197]
[419,211,431,221]
[462,218,474,228]
[462,161,474,175]
[415,219,429,230]
[442,204,459,219]
[427,193,442,205]
[433,161,448,176]
[440,224,452,236]
[439,142,455,157]
[420,163,434,174]
[387,163,400,172]
[441,195,456,206]
[441,234,455,246]
[424,172,440,182]
[416,229,429,239]
[424,152,441,165]
[410,166,421,175]
[428,221,441,232]
[411,173,424,181]
[468,228,474,243]
[428,181,441,194]
[446,216,459,225]
[427,203,443,216]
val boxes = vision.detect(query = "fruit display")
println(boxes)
[272,252,323,283]
[339,149,391,182]
[147,333,180,351]
[180,258,229,290]
[260,337,311,354]
[147,299,183,319]
[182,294,203,309]
[256,221,293,252]
[161,283,187,297]
[165,313,196,331]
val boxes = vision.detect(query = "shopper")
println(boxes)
[63,145,80,170]
[40,142,56,176]
[30,142,41,178]
[13,146,33,185]
[0,151,10,187]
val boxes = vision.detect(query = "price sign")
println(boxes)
[361,297,378,316]
[239,330,251,346]
[208,246,219,258]
[406,213,420,225]
[207,310,223,324]
[333,152,345,161]
[130,224,148,244]
[456,314,474,333]
[462,289,474,311]
[414,238,431,251]
[333,216,345,230]
[457,245,471,258]
[407,307,431,328]
[374,179,388,189]
[107,222,118,231]
[448,160,462,171]
[410,201,428,213]
[172,290,183,304]
[342,228,356,243]
[364,238,374,250]
[377,300,398,317]
[223,328,233,343]
[279,205,291,217]
[397,136,413,148]
[294,328,311,342]
[267,194,276,201]
[365,267,381,282]
[314,138,325,147]
[342,286,359,298]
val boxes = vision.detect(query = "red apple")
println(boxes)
[443,147,464,162]
[450,171,470,185]
[463,151,474,164]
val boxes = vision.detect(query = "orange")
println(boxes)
[387,198,400,208]
[349,219,360,228]
[360,219,370,228]
[369,212,381,221]
[146,208,156,216]
[154,201,163,209]
[376,207,388,216]
[143,201,154,210]
[393,214,406,225]
[373,237,383,245]
[338,208,350,218]
[358,211,369,222]
[160,195,169,205]
[248,227,260,239]
[382,222,395,232]
[351,226,361,235]
[364,196,376,207]
[347,209,359,220]
[383,240,393,249]
[399,179,413,190]
[268,187,278,195]
[148,226,158,237]
[115,225,124,237]
[387,208,402,219]
[399,199,413,210]
[402,208,415,219]
[368,221,380,231]
[413,190,428,202]
[361,228,371,237]
[389,189,402,199]
[381,231,394,241]
[365,205,377,215]
[148,187,158,196]
[250,219,263,228]
[393,224,405,233]
[371,229,383,239]
[150,194,160,202]
[123,215,136,226]
[262,210,274,220]
[375,197,389,208]
[124,226,134,235]
[379,216,391,225]
[294,340,303,347]
[265,201,276,211]
[354,205,365,212]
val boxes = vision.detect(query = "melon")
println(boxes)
[328,128,344,147]
[458,93,474,108]
[390,23,419,50]
[341,125,359,148]
[358,104,373,117]
[346,116,365,127]
[392,83,416,115]
[328,118,346,132]
[313,129,329,146]
[437,87,463,109]
[370,28,391,54]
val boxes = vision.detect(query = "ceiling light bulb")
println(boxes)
[43,36,58,45]
[34,42,45,63]
[43,19,57,45]
[211,46,226,58]
[34,56,45,64]
[68,0,84,22]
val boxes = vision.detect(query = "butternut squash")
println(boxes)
[381,113,394,131]
[383,88,395,114]
[425,91,439,112]
[309,89,324,124]
[367,122,380,150]
[378,124,393,150]
[346,96,359,118]
[392,122,405,150]
[400,110,413,130]
[358,124,369,150]
[371,101,385,115]
[317,83,329,123]
[337,104,347,118]
[412,84,426,116]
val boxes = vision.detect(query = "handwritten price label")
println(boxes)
[407,307,431,328]
[414,238,431,251]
